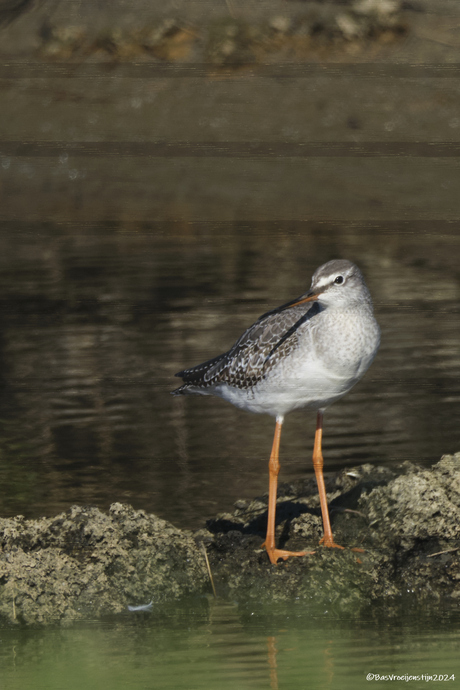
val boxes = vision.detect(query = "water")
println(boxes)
[1,601,459,690]
[0,221,458,530]
[1,22,460,685]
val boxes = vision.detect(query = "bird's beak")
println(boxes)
[284,290,320,309]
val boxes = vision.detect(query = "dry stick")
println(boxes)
[427,547,459,558]
[202,545,217,599]
[333,507,367,519]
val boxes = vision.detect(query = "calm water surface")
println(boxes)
[0,221,459,529]
[1,601,460,690]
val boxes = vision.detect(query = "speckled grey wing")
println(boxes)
[173,300,320,393]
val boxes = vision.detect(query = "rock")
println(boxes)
[269,16,291,34]
[205,19,256,65]
[336,13,364,40]
[141,20,198,62]
[38,24,86,59]
[353,0,401,18]
[0,503,208,625]
[3,455,459,624]
[359,455,460,548]
[205,455,460,617]
[36,2,408,66]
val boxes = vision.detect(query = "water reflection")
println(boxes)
[1,600,459,690]
[0,221,458,529]
[267,636,279,690]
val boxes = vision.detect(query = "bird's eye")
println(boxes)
[334,275,344,285]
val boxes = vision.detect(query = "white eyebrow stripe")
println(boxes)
[314,275,333,289]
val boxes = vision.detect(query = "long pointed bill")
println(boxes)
[283,291,320,309]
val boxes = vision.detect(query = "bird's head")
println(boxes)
[287,260,371,310]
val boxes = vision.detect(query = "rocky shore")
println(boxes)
[36,1,407,64]
[1,0,409,62]
[1,453,460,624]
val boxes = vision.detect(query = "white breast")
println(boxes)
[215,303,380,418]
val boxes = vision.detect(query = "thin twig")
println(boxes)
[333,507,367,519]
[427,547,459,558]
[202,544,217,599]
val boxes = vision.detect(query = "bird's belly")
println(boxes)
[268,358,356,412]
[210,311,379,418]
[214,357,357,417]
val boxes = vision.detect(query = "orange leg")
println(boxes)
[263,416,312,564]
[313,411,344,549]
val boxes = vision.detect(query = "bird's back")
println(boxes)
[173,299,322,395]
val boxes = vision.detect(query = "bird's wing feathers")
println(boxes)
[175,300,321,390]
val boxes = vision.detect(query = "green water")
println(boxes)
[1,601,459,690]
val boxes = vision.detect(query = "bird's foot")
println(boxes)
[319,535,345,549]
[319,536,365,552]
[264,547,313,565]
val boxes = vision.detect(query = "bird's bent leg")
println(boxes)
[313,411,344,550]
[263,416,311,564]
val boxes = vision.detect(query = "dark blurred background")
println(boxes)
[0,0,459,528]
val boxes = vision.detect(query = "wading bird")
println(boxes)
[173,260,380,564]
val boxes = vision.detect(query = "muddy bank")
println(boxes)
[1,453,460,624]
[35,1,407,64]
[1,0,409,61]
[0,503,208,624]
[203,452,460,616]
